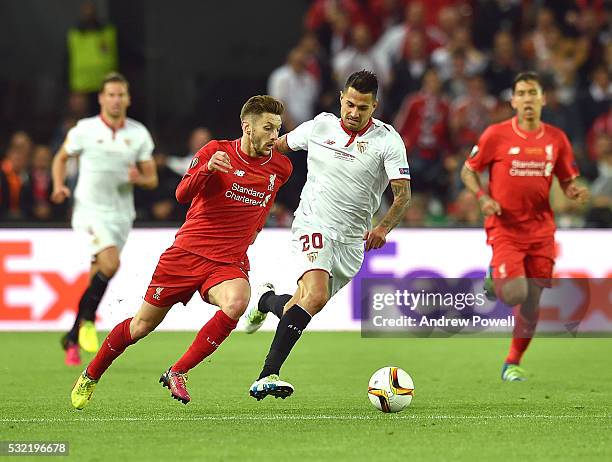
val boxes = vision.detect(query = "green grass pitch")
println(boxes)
[1,332,610,461]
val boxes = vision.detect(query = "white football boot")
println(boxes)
[243,282,275,334]
[249,374,294,400]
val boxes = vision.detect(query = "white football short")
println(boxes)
[291,224,364,298]
[72,214,132,260]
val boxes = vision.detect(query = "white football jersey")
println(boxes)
[287,112,410,243]
[65,116,154,222]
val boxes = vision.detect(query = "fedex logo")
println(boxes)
[0,242,88,321]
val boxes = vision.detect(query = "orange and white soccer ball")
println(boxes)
[368,366,415,413]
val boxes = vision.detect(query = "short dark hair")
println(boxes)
[344,70,378,98]
[240,95,284,121]
[512,71,543,93]
[100,72,129,92]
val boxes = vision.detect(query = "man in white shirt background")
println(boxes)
[51,72,158,366]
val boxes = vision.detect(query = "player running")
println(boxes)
[52,72,157,366]
[460,71,589,382]
[244,70,412,400]
[70,95,292,409]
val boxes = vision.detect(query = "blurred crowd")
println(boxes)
[2,0,612,228]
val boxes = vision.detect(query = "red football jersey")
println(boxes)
[465,117,579,241]
[173,139,292,267]
[394,92,450,159]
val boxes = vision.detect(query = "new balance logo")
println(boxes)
[234,169,245,177]
[153,287,164,300]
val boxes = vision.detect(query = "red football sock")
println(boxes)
[87,317,136,380]
[505,306,539,365]
[171,310,238,373]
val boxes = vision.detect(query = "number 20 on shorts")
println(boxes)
[300,233,323,252]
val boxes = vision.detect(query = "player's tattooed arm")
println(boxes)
[274,135,292,154]
[379,179,411,231]
[365,179,411,251]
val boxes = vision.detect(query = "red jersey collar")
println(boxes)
[511,116,545,140]
[340,117,373,136]
[99,114,126,132]
[234,139,272,166]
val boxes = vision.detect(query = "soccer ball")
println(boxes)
[367,366,414,413]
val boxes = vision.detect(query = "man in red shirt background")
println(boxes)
[394,68,450,198]
[70,95,292,408]
[461,71,589,382]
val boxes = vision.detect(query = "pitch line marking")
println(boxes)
[2,414,610,423]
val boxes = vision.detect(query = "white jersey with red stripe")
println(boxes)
[287,112,410,244]
[65,115,154,223]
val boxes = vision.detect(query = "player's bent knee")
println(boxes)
[498,278,529,306]
[99,260,120,278]
[300,290,329,314]
[222,298,250,320]
[501,287,528,306]
[129,311,162,340]
[130,301,170,339]
[129,318,155,340]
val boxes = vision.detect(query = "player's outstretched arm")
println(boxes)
[50,143,71,204]
[365,179,411,251]
[273,135,293,154]
[175,151,231,203]
[460,163,501,217]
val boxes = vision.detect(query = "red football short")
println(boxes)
[489,236,555,288]
[144,245,249,308]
